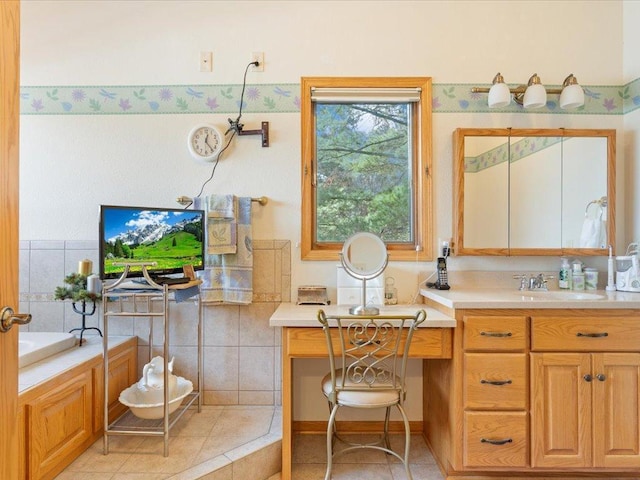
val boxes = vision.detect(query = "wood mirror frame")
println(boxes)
[453,128,616,256]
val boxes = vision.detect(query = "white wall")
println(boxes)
[20,0,629,304]
[20,1,636,422]
[624,0,640,243]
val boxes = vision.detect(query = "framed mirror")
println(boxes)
[340,232,389,315]
[453,128,615,256]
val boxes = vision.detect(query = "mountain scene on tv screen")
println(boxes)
[103,212,203,275]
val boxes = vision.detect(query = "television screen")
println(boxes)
[99,205,205,280]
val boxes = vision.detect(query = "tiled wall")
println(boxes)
[19,239,290,407]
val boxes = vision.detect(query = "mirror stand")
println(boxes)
[349,277,382,316]
[339,232,389,316]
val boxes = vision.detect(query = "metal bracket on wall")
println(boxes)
[238,121,269,147]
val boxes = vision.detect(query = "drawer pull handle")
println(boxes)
[480,331,512,338]
[481,438,513,446]
[576,332,608,338]
[480,379,512,386]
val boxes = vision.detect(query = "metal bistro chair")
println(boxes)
[317,309,427,480]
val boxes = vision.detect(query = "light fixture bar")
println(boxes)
[472,72,584,109]
[471,86,564,95]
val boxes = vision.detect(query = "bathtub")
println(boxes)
[19,332,77,368]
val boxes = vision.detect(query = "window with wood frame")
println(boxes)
[300,77,433,261]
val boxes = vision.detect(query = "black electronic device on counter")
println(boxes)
[427,256,451,290]
[98,204,204,281]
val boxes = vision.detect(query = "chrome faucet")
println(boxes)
[514,273,553,291]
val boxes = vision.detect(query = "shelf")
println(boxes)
[102,264,203,457]
[107,392,200,434]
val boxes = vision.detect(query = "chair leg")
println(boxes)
[326,400,338,450]
[397,403,413,480]
[383,406,392,450]
[325,403,340,480]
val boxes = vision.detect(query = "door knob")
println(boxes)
[0,306,32,333]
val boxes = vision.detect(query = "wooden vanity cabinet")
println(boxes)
[531,316,640,469]
[461,315,529,468]
[423,308,640,479]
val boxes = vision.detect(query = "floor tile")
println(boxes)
[118,436,207,474]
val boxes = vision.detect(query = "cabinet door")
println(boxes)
[27,370,93,480]
[531,353,592,468]
[593,353,640,468]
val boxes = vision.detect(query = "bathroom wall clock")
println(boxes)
[187,124,224,162]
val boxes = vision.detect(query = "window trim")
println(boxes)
[300,77,433,262]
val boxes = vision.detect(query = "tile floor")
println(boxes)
[54,405,281,480]
[53,404,445,480]
[291,433,445,480]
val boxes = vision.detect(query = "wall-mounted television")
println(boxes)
[99,205,205,280]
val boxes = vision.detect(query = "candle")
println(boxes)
[87,274,101,294]
[78,259,92,276]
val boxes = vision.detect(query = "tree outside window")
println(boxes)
[301,77,433,261]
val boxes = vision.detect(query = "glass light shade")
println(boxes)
[488,82,511,108]
[523,83,547,109]
[559,83,585,109]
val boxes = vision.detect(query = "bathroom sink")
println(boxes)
[516,290,606,301]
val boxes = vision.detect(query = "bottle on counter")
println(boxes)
[572,260,585,290]
[559,257,571,289]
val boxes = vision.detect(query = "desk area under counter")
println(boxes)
[419,286,640,480]
[270,302,456,480]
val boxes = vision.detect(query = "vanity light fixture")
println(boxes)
[473,72,585,109]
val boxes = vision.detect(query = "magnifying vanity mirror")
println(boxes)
[454,128,616,256]
[340,232,389,315]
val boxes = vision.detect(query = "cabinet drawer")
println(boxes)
[464,411,528,468]
[464,353,527,410]
[464,316,527,351]
[532,317,640,351]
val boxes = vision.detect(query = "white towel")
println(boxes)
[207,194,237,255]
[579,216,606,248]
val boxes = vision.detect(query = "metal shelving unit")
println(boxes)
[102,264,203,457]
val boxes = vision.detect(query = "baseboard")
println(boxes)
[293,420,424,434]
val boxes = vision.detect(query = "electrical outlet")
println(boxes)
[200,51,212,72]
[251,52,264,72]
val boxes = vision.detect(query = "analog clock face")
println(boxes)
[188,124,223,162]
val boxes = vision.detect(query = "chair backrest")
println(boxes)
[317,310,427,403]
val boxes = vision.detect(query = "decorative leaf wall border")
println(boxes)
[19,78,640,116]
[465,136,563,173]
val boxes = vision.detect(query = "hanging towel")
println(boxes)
[207,194,237,255]
[579,205,606,248]
[199,196,253,304]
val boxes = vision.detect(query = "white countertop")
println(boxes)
[269,303,456,328]
[420,287,640,309]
